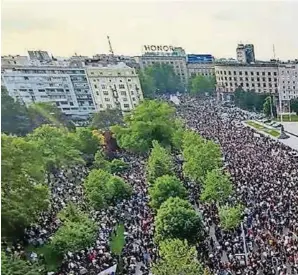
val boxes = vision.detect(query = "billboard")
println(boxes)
[187,54,214,64]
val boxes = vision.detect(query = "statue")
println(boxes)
[278,124,289,139]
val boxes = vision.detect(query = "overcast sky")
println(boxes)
[1,0,298,60]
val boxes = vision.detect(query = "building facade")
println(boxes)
[187,54,215,78]
[215,62,279,100]
[278,62,298,110]
[1,66,96,118]
[138,46,188,88]
[28,50,52,62]
[1,55,30,66]
[86,63,143,112]
[236,44,255,64]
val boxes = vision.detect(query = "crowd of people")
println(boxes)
[3,96,298,275]
[177,97,298,275]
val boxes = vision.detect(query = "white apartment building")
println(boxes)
[278,63,298,101]
[1,55,30,66]
[215,63,279,100]
[1,66,96,118]
[187,63,215,78]
[86,63,143,112]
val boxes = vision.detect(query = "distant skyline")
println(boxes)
[2,0,298,60]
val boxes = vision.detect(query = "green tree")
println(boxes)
[91,109,123,130]
[152,239,204,275]
[1,134,50,238]
[1,86,32,135]
[93,150,111,172]
[149,175,187,210]
[138,70,156,98]
[84,169,112,209]
[28,102,76,131]
[1,252,45,275]
[263,96,273,117]
[290,98,298,115]
[51,213,97,255]
[143,63,183,94]
[190,75,216,97]
[73,127,100,156]
[27,125,84,172]
[147,141,174,183]
[200,169,233,204]
[154,197,203,244]
[109,159,129,174]
[111,100,178,153]
[183,136,222,182]
[106,176,133,203]
[219,204,243,231]
[84,169,132,209]
[171,118,186,150]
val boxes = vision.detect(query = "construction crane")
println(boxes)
[107,36,114,56]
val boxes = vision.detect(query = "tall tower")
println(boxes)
[107,36,114,56]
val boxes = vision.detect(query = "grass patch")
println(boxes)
[26,244,62,272]
[275,114,298,122]
[246,120,280,137]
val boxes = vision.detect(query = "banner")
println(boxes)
[98,264,117,275]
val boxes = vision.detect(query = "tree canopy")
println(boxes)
[27,125,85,172]
[1,134,50,238]
[84,169,132,209]
[51,205,97,255]
[182,132,222,182]
[154,197,203,244]
[200,169,233,204]
[146,141,174,183]
[234,88,268,112]
[263,96,277,118]
[290,98,298,115]
[219,204,243,231]
[111,100,179,153]
[91,109,123,130]
[1,252,45,275]
[139,64,183,97]
[189,75,216,97]
[149,175,187,210]
[1,86,32,136]
[152,239,204,275]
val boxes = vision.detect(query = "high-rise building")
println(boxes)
[86,62,143,113]
[236,44,255,64]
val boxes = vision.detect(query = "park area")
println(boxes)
[245,120,280,138]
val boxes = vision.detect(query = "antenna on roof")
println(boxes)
[107,36,114,56]
[273,44,276,59]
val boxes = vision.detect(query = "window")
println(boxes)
[268,72,271,76]
[101,85,106,89]
[70,102,74,106]
[262,72,265,76]
[239,71,242,75]
[257,72,260,76]
[228,71,231,75]
[96,91,99,96]
[123,97,128,102]
[24,76,29,80]
[103,91,109,95]
[119,84,125,89]
[104,98,110,102]
[245,71,248,75]
[94,85,97,88]
[274,72,277,76]
[234,71,237,75]
[132,97,136,101]
[251,72,254,76]
[121,91,126,96]
[128,79,131,82]
[123,104,130,108]
[107,104,112,109]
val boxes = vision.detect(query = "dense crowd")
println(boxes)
[3,96,298,275]
[177,97,298,275]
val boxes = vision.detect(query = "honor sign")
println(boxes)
[143,45,174,52]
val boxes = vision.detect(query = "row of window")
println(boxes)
[222,82,278,89]
[89,71,135,76]
[101,103,131,109]
[217,70,278,76]
[218,76,278,82]
[104,97,136,102]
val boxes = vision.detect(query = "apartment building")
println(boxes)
[86,63,143,113]
[1,66,96,118]
[1,55,30,66]
[215,62,279,100]
[236,44,255,64]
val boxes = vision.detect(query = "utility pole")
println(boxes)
[241,222,248,264]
